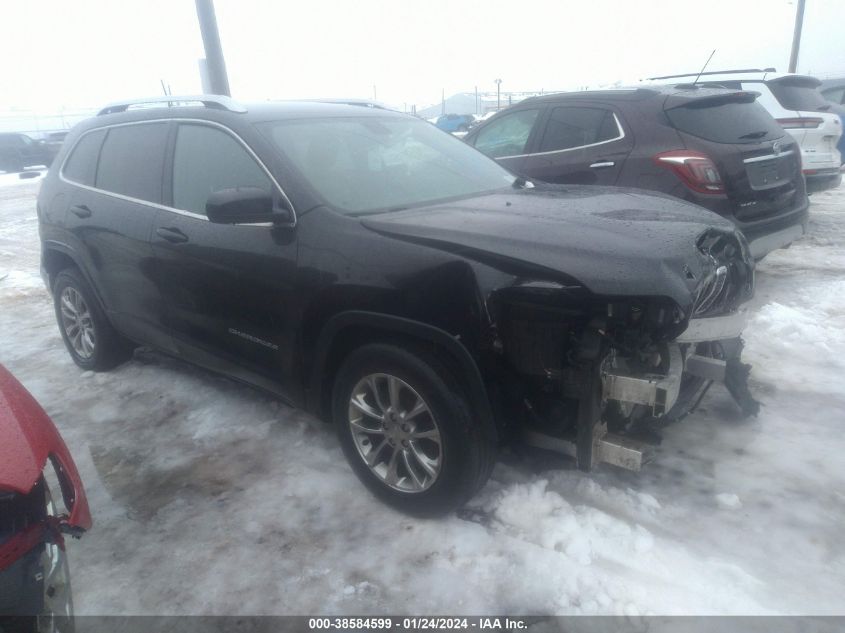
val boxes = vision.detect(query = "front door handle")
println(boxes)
[589,161,615,169]
[70,205,91,218]
[155,227,189,244]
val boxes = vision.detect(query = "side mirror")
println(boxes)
[205,187,293,225]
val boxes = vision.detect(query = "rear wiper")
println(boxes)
[817,105,831,111]
[738,130,768,140]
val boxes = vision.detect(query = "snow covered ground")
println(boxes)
[1,172,844,615]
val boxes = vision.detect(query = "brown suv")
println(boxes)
[465,86,810,260]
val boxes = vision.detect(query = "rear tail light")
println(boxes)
[654,150,724,194]
[775,117,823,129]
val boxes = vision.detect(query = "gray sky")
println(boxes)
[1,0,844,113]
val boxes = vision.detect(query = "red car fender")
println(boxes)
[0,364,92,532]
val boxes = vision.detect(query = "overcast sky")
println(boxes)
[1,0,844,113]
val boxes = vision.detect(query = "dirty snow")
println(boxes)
[1,173,844,615]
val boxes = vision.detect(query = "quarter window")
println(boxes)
[473,109,539,158]
[62,129,106,187]
[95,123,168,203]
[766,80,830,112]
[538,107,620,153]
[172,124,273,216]
[821,87,845,105]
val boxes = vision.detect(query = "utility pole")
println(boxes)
[195,0,231,96]
[788,0,806,73]
[475,85,479,115]
[441,88,446,115]
[494,79,502,110]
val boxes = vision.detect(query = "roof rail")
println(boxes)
[646,68,777,81]
[97,95,247,116]
[304,98,390,110]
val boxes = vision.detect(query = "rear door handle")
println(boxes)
[155,227,189,244]
[70,205,91,218]
[589,161,615,169]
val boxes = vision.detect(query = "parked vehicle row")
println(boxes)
[37,95,758,518]
[0,134,59,174]
[465,70,842,260]
[647,70,843,191]
[465,84,810,260]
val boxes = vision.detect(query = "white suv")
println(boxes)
[647,70,843,193]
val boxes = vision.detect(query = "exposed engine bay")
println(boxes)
[488,228,759,471]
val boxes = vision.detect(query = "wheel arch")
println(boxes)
[308,311,497,442]
[41,242,109,317]
[41,245,78,290]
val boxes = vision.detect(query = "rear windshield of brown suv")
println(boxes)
[666,98,785,144]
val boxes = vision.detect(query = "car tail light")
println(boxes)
[653,150,724,194]
[775,117,823,129]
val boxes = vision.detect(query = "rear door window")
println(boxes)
[62,129,106,186]
[473,108,540,158]
[171,123,273,216]
[538,106,621,152]
[95,123,169,203]
[666,99,785,144]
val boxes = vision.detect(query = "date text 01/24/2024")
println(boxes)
[307,617,528,630]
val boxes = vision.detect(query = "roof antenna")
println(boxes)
[693,49,717,86]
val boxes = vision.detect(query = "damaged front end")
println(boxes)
[491,228,758,472]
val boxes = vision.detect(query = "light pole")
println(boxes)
[494,79,502,111]
[195,0,230,96]
[788,0,806,73]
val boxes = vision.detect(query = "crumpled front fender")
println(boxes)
[0,365,92,531]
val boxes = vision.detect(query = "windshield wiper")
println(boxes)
[738,130,768,140]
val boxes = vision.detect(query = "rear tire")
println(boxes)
[332,343,494,516]
[52,268,133,371]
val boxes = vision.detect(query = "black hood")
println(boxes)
[361,185,743,309]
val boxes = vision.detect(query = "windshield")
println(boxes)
[260,116,515,214]
[665,99,785,144]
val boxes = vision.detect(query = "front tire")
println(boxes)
[332,344,494,516]
[52,268,133,371]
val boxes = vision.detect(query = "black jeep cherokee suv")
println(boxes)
[37,96,757,515]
